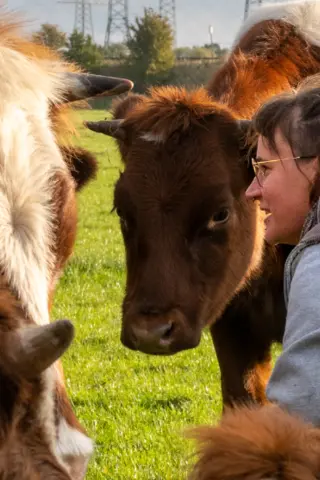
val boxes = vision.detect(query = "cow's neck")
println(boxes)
[209,19,320,118]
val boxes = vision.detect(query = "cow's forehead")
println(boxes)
[124,122,238,184]
[116,146,234,215]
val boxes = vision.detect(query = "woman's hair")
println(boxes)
[252,74,320,201]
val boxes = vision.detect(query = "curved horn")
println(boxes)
[62,73,134,102]
[84,119,126,141]
[1,319,75,379]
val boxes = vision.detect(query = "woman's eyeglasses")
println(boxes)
[251,155,317,186]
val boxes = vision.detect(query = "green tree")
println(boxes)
[127,8,174,87]
[203,42,229,58]
[104,42,130,59]
[32,23,68,50]
[64,30,104,71]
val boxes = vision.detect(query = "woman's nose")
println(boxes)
[245,176,261,200]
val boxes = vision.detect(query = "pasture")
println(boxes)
[52,109,279,479]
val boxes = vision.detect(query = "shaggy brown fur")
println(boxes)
[210,19,320,116]
[120,87,235,142]
[188,405,320,480]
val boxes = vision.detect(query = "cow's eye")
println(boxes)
[211,208,230,225]
[205,209,230,231]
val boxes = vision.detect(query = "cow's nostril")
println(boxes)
[161,322,174,340]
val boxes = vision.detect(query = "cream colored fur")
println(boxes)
[140,132,166,144]
[0,45,70,326]
[235,0,320,48]
[56,419,94,461]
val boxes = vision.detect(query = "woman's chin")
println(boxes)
[264,218,277,245]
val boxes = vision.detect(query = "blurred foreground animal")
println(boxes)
[0,6,133,479]
[188,404,320,480]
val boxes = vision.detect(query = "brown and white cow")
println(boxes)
[85,0,320,407]
[0,8,133,479]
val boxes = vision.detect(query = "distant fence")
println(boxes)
[88,57,224,110]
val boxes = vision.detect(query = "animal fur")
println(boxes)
[188,404,320,480]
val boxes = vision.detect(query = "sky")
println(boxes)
[6,0,246,48]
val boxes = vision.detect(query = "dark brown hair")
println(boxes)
[252,82,320,202]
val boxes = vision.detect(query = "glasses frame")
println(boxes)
[251,155,317,186]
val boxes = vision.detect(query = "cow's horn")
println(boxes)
[84,119,126,141]
[1,319,75,379]
[62,73,134,102]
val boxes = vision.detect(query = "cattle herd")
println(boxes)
[1,0,320,479]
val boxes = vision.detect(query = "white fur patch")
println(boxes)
[39,367,57,461]
[235,0,320,48]
[56,419,94,460]
[0,45,70,325]
[140,131,166,144]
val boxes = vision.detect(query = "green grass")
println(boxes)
[52,110,280,480]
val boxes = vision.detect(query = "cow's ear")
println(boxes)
[60,146,98,191]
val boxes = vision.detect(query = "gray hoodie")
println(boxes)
[266,201,320,426]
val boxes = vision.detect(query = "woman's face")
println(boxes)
[245,129,318,245]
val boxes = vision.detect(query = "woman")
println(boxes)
[189,85,320,479]
[246,86,320,425]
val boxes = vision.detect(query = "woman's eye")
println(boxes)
[260,165,269,176]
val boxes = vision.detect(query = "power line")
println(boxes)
[244,0,263,21]
[104,0,129,47]
[58,0,107,40]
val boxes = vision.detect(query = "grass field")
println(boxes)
[52,109,279,480]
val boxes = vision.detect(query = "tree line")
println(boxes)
[33,8,228,93]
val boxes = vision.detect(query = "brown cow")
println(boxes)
[85,0,320,408]
[0,8,133,479]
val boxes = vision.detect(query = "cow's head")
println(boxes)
[0,286,75,479]
[85,87,264,355]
